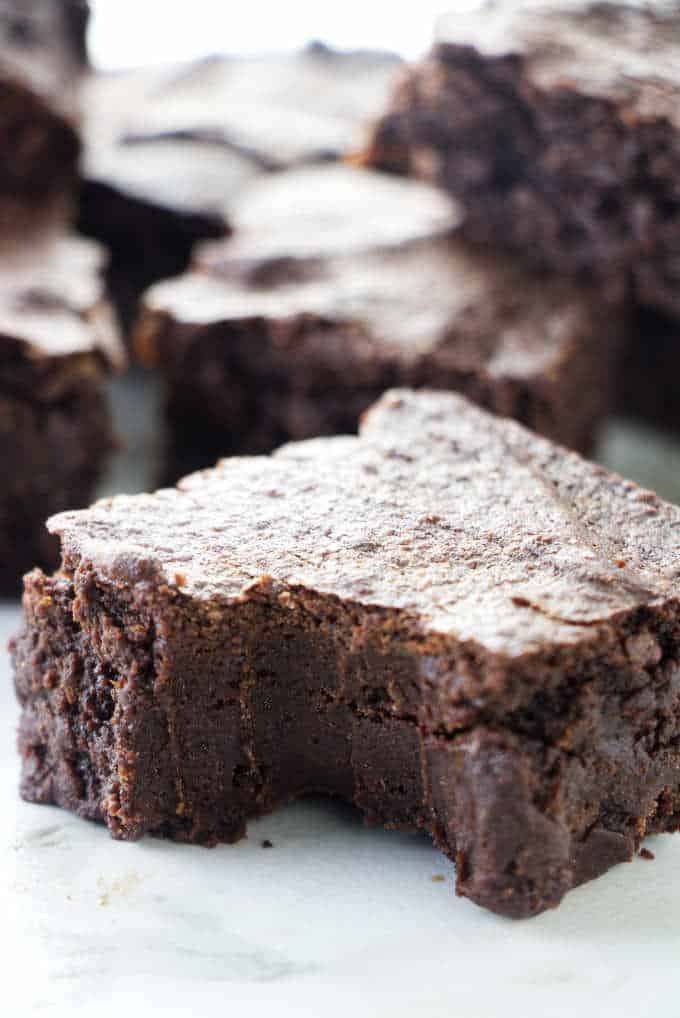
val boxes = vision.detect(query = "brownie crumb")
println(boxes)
[639,847,655,860]
[431,874,445,883]
[261,839,274,849]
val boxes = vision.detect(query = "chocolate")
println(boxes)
[77,45,400,331]
[13,389,680,917]
[135,165,623,477]
[0,0,84,231]
[363,2,680,319]
[0,231,123,594]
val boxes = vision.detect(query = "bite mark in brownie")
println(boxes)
[362,2,680,319]
[135,164,624,478]
[12,389,680,917]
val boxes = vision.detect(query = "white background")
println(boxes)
[88,0,467,68]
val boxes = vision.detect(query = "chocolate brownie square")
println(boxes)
[77,45,400,331]
[0,0,85,231]
[135,164,624,479]
[0,231,123,594]
[363,2,680,319]
[12,388,680,917]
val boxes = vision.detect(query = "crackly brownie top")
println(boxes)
[109,44,401,168]
[49,390,680,655]
[81,68,260,222]
[436,2,680,124]
[0,0,86,113]
[143,228,599,375]
[0,232,122,366]
[193,165,459,268]
[82,44,401,218]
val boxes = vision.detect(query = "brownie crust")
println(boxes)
[12,390,680,917]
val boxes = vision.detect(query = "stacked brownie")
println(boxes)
[14,389,680,917]
[135,163,625,479]
[77,44,402,330]
[0,0,123,594]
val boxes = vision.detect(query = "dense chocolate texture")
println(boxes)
[135,164,623,478]
[14,388,680,918]
[0,0,84,231]
[363,2,680,318]
[77,45,399,331]
[0,233,122,595]
[619,307,680,431]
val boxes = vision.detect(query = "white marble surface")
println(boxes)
[3,410,680,1016]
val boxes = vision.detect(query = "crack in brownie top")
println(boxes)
[436,2,680,123]
[48,390,680,655]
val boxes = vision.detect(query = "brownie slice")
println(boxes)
[134,164,624,479]
[363,2,680,319]
[13,388,680,918]
[77,45,400,332]
[0,0,85,232]
[0,232,123,595]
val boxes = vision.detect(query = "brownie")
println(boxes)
[77,45,400,332]
[135,164,624,479]
[619,307,680,431]
[13,388,680,918]
[0,0,85,232]
[0,231,123,596]
[363,2,680,319]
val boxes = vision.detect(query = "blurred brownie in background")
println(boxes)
[77,44,401,332]
[620,308,680,432]
[134,164,625,480]
[0,0,87,232]
[0,231,123,594]
[363,2,680,321]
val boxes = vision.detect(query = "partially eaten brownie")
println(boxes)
[13,389,680,918]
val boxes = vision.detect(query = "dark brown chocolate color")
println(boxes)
[13,389,680,917]
[0,0,84,231]
[363,2,680,319]
[0,232,122,595]
[135,164,624,479]
[619,307,680,431]
[77,45,400,331]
